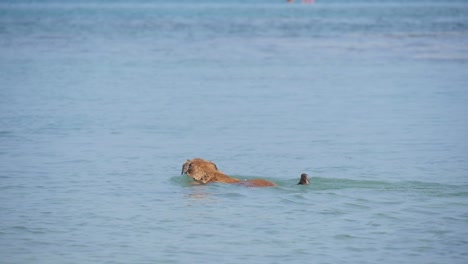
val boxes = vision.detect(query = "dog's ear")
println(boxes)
[181,160,191,175]
[208,160,218,171]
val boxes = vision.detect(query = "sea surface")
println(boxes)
[1,0,468,263]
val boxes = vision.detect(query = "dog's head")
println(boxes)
[297,173,310,185]
[181,158,219,184]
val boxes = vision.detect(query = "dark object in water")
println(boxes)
[297,173,310,185]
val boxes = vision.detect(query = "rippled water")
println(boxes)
[1,0,468,263]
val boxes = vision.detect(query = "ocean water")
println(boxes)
[1,0,468,263]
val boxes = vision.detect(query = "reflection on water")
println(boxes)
[184,186,216,203]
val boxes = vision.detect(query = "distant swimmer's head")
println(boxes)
[297,173,310,185]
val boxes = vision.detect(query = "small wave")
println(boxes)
[10,226,48,234]
[343,202,371,210]
[319,209,346,216]
[373,212,402,221]
[295,177,468,195]
[170,174,467,198]
[215,191,247,199]
[0,130,13,135]
[169,175,196,187]
[334,234,357,240]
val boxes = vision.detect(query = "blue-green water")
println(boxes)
[1,1,468,263]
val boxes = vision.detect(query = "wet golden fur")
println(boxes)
[181,158,276,187]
